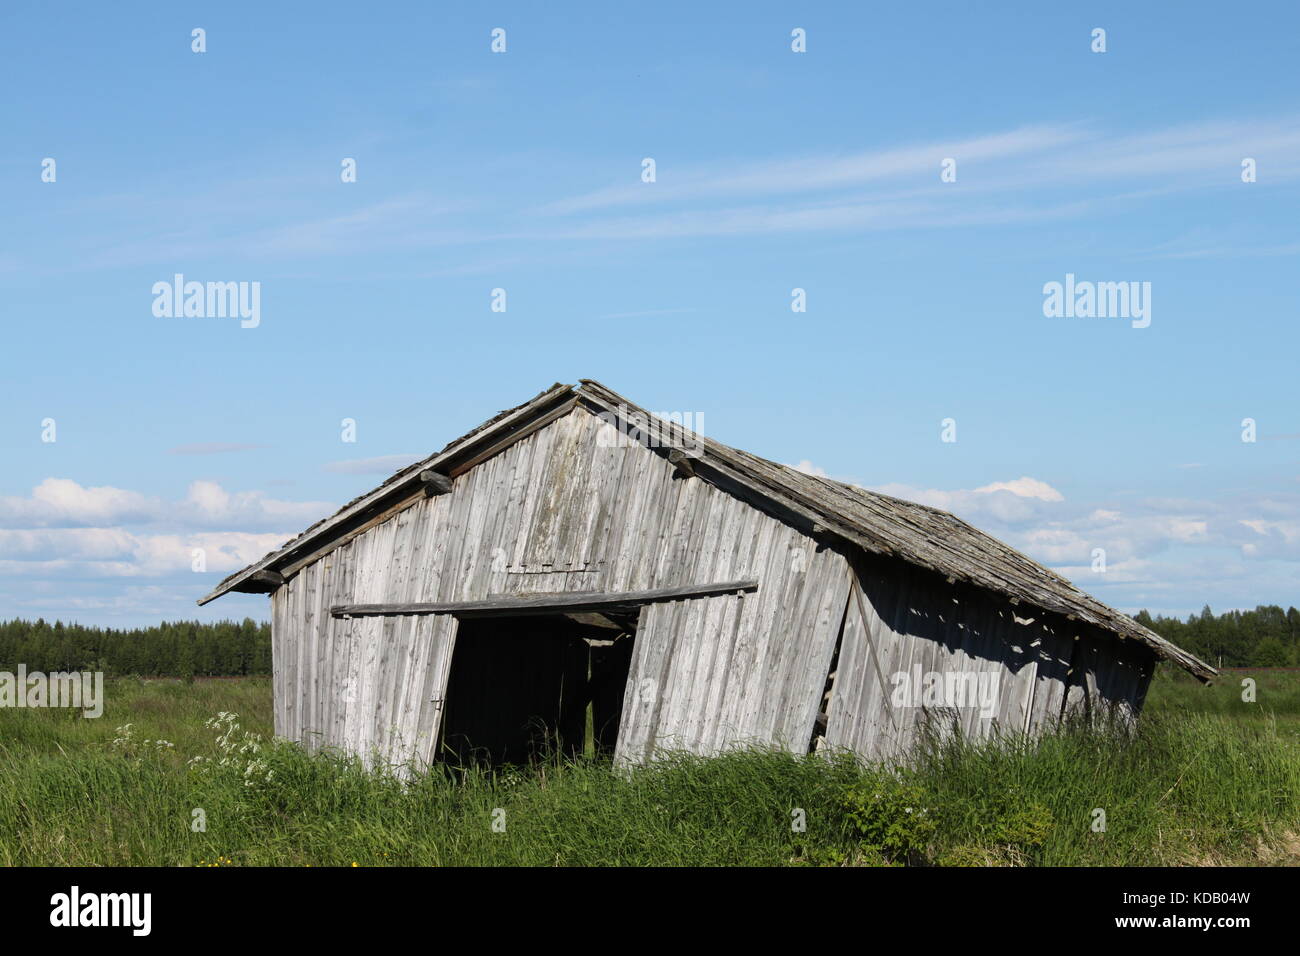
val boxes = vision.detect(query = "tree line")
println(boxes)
[0,618,271,677]
[1133,604,1300,669]
[0,604,1295,677]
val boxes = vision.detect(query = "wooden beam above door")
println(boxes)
[330,579,758,619]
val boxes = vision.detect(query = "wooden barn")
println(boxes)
[199,380,1215,768]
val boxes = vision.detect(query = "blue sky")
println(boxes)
[1,2,1297,626]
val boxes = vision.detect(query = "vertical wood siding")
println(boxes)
[272,407,1153,768]
[273,408,855,768]
[825,556,1154,761]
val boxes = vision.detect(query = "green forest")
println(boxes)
[1134,604,1300,669]
[0,617,270,677]
[0,604,1294,677]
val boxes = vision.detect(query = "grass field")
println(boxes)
[0,668,1297,866]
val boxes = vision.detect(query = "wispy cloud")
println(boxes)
[18,113,1300,274]
[598,307,699,320]
[168,442,268,455]
[537,123,1086,215]
[323,454,423,475]
[522,115,1300,242]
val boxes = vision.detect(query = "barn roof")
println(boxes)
[199,379,1217,682]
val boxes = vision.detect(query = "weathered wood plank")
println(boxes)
[331,580,760,619]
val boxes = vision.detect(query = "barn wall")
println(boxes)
[824,556,1156,761]
[1062,623,1154,724]
[615,522,852,762]
[270,405,1157,769]
[273,407,853,768]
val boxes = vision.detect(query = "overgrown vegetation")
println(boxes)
[0,669,1296,866]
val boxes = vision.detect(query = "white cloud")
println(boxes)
[972,476,1064,501]
[0,478,331,531]
[0,477,330,622]
[0,527,138,562]
[791,459,829,477]
[0,478,157,527]
[785,463,1300,614]
[868,480,1061,524]
[0,530,290,576]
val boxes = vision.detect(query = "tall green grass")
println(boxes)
[0,673,1296,866]
[1146,666,1300,726]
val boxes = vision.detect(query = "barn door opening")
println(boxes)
[437,611,637,767]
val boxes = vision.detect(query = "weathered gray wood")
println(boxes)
[267,406,860,768]
[448,396,579,478]
[331,580,760,619]
[218,385,1199,773]
[231,569,284,593]
[575,380,1214,682]
[197,382,575,605]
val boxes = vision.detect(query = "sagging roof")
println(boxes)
[199,379,1217,682]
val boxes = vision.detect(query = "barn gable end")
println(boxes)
[265,405,857,766]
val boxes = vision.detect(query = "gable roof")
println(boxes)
[199,379,1216,682]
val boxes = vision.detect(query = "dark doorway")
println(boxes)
[438,612,637,767]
